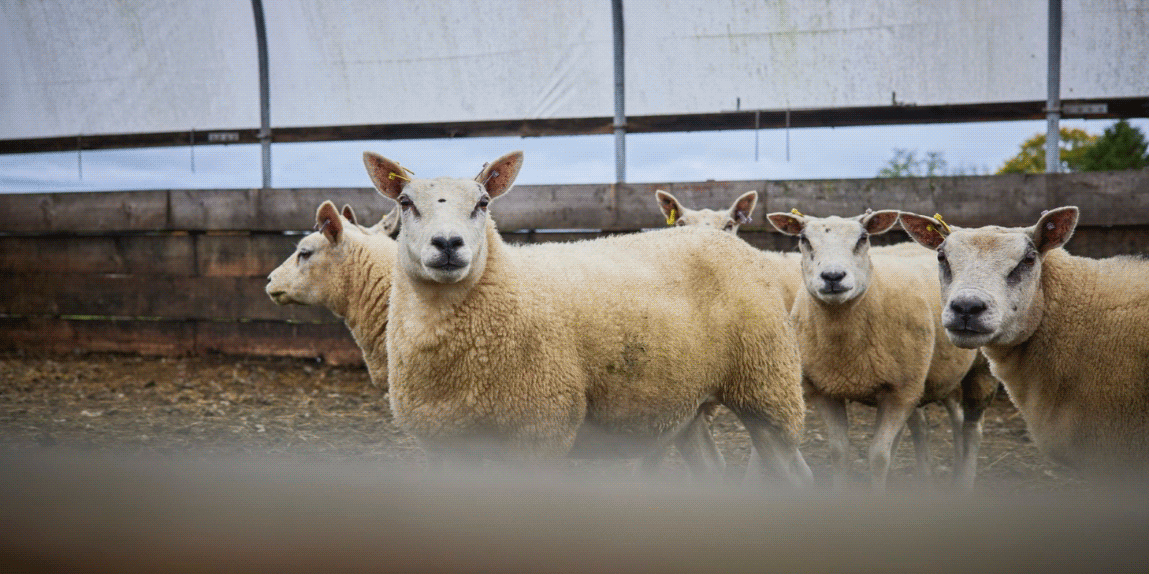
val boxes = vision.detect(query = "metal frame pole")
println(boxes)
[252,0,272,188]
[611,0,625,183]
[1045,0,1062,173]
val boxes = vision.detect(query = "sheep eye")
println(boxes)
[477,195,490,209]
[723,223,734,232]
[855,235,867,251]
[676,220,686,227]
[297,248,312,262]
[398,195,414,209]
[1022,251,1037,265]
[937,249,946,262]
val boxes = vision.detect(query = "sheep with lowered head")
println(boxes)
[900,207,1149,480]
[768,209,996,490]
[364,150,810,484]
[266,202,399,389]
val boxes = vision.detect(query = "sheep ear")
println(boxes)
[729,191,758,225]
[363,152,409,200]
[341,204,358,225]
[315,201,343,245]
[767,212,806,236]
[655,190,683,224]
[861,210,900,235]
[1030,206,1078,253]
[476,151,523,199]
[899,212,947,250]
[379,207,400,236]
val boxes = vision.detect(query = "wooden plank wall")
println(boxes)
[2,170,1147,363]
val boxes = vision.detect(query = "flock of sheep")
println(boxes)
[265,151,1149,489]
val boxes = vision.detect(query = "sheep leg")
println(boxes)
[954,402,987,491]
[906,408,933,480]
[942,395,965,471]
[810,394,850,490]
[674,412,726,481]
[869,398,917,491]
[740,420,808,487]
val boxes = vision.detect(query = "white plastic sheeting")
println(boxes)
[1,0,260,139]
[2,0,1146,142]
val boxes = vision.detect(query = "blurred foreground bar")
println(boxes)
[0,452,1147,574]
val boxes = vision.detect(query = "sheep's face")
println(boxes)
[767,210,901,305]
[655,190,757,234]
[900,207,1078,349]
[362,151,524,285]
[267,201,358,314]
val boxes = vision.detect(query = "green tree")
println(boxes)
[996,128,1097,174]
[878,149,984,178]
[1077,120,1149,171]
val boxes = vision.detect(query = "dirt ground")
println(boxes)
[0,351,1086,492]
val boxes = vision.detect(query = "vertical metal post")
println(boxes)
[611,0,626,183]
[252,0,272,188]
[1045,0,1062,173]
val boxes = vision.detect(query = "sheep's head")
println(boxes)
[266,201,362,316]
[900,207,1078,349]
[655,190,757,234]
[767,209,901,305]
[363,150,523,284]
[342,204,400,236]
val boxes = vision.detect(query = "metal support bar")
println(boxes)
[611,0,626,184]
[252,0,272,188]
[1045,0,1062,173]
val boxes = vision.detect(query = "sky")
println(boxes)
[0,117,1144,193]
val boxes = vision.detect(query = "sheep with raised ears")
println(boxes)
[767,209,995,490]
[900,207,1149,480]
[364,150,810,484]
[266,202,399,389]
[341,203,400,236]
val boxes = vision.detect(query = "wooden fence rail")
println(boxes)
[1,170,1146,363]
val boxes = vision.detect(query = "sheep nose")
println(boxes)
[950,297,987,317]
[820,270,846,283]
[430,234,465,253]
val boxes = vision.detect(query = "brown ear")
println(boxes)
[315,201,343,244]
[655,190,683,224]
[379,207,400,236]
[899,212,947,250]
[341,204,358,225]
[730,191,758,225]
[766,212,806,236]
[476,151,524,199]
[363,152,409,200]
[1031,206,1079,253]
[861,209,900,235]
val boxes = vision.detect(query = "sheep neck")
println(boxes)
[340,236,396,385]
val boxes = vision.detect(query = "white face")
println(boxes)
[767,210,901,305]
[266,202,363,311]
[795,217,875,304]
[362,151,523,286]
[899,207,1078,349]
[394,177,491,284]
[933,229,1042,348]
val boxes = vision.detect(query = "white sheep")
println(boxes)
[767,210,996,490]
[900,207,1149,480]
[266,202,398,390]
[342,203,399,236]
[363,150,810,484]
[655,189,758,234]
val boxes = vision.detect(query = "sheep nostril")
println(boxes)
[950,298,987,317]
[821,270,846,283]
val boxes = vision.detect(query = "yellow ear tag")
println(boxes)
[932,213,952,234]
[791,208,804,217]
[387,171,410,182]
[666,208,677,226]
